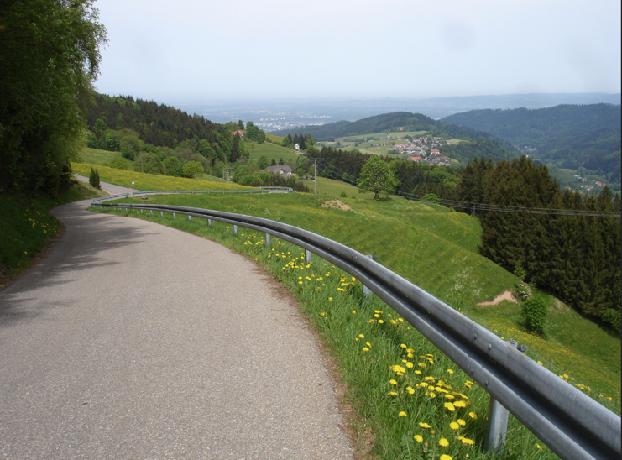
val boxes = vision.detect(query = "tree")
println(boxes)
[257,156,269,170]
[357,156,399,200]
[93,118,107,148]
[245,122,266,143]
[134,153,162,174]
[162,157,183,176]
[230,135,241,162]
[0,0,106,194]
[89,168,100,189]
[181,160,204,178]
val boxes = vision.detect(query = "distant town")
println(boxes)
[392,135,452,166]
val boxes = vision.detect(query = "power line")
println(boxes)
[397,191,620,218]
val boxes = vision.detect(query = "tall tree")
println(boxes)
[357,156,399,200]
[0,0,106,194]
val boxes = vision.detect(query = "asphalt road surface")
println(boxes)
[0,186,352,459]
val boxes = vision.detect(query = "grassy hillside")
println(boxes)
[110,175,619,411]
[246,141,299,165]
[0,182,102,286]
[72,163,246,191]
[78,147,132,168]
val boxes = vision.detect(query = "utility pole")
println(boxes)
[314,159,317,194]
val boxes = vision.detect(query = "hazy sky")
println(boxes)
[94,0,621,102]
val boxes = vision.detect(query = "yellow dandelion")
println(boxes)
[400,343,407,349]
[415,370,422,375]
[328,297,333,302]
[453,400,467,408]
[419,422,432,429]
[387,391,398,397]
[449,421,460,430]
[406,387,415,395]
[389,379,398,385]
[457,418,466,426]
[362,347,369,352]
[444,402,456,411]
[468,411,478,419]
[405,362,414,369]
[438,437,449,447]
[457,435,475,446]
[535,443,542,450]
[414,434,423,443]
[440,455,452,460]
[447,369,454,375]
[399,410,407,417]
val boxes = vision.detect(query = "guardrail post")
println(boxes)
[264,233,270,248]
[305,249,312,263]
[485,340,524,452]
[188,215,192,221]
[485,398,509,451]
[173,212,176,219]
[362,255,374,296]
[233,224,238,235]
[160,211,163,217]
[208,218,212,226]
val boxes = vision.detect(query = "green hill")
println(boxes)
[277,112,518,162]
[442,104,621,182]
[246,141,300,166]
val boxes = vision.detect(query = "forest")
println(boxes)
[457,157,620,329]
[443,104,621,182]
[304,147,620,330]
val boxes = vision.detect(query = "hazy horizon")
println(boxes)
[93,0,621,102]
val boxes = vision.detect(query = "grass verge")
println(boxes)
[0,181,102,286]
[72,162,247,191]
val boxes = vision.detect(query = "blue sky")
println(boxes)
[94,0,621,102]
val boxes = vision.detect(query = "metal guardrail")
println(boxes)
[91,186,293,205]
[92,194,620,460]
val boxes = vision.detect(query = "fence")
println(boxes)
[92,192,620,460]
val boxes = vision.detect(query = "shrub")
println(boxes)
[181,160,204,178]
[513,280,531,301]
[89,168,100,189]
[521,296,547,335]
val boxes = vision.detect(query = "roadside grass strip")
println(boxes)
[97,205,570,459]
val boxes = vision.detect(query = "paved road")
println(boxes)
[74,174,135,196]
[0,194,352,458]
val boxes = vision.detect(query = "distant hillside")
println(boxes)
[442,104,621,181]
[83,93,232,150]
[277,112,518,162]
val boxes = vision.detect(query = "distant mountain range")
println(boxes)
[443,103,621,181]
[277,104,621,182]
[276,112,518,162]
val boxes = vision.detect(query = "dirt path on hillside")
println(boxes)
[477,290,517,307]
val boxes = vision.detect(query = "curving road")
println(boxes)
[0,184,352,459]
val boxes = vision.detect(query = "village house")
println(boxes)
[265,164,292,177]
